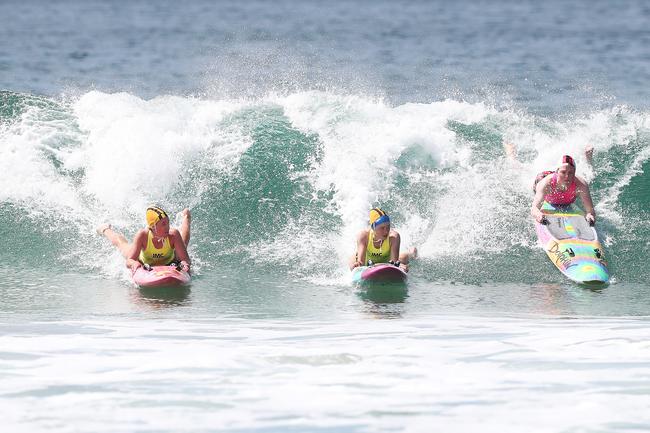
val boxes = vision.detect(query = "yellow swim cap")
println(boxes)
[369,208,390,229]
[146,206,168,227]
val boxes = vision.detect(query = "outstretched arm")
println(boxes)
[126,230,147,272]
[389,231,401,263]
[389,231,409,271]
[170,229,191,271]
[577,177,596,225]
[351,230,368,269]
[531,179,549,223]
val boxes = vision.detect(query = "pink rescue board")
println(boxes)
[132,265,191,288]
[352,263,407,284]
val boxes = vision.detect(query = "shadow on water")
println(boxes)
[356,282,409,319]
[356,282,408,304]
[578,281,609,292]
[131,286,192,309]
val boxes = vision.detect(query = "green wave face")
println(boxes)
[1,91,649,284]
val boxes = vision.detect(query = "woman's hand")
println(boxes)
[180,261,190,273]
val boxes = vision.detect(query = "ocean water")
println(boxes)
[1,1,650,432]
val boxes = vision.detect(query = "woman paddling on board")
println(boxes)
[348,208,417,272]
[97,206,192,273]
[531,154,596,225]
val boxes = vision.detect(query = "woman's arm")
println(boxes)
[531,177,550,223]
[170,229,191,271]
[352,230,368,268]
[389,231,409,271]
[576,177,596,225]
[125,230,147,271]
[389,231,401,263]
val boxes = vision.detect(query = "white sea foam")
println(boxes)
[72,91,253,220]
[229,91,650,271]
[1,91,648,274]
[0,102,84,219]
[2,316,649,433]
[277,92,498,266]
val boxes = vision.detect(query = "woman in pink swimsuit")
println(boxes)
[531,155,596,225]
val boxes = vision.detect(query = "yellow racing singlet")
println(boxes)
[365,230,391,264]
[139,231,175,266]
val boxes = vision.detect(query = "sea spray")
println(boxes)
[1,90,649,283]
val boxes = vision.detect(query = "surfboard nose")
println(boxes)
[567,261,609,285]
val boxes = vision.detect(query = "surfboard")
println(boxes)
[351,263,408,284]
[132,265,191,288]
[535,202,609,285]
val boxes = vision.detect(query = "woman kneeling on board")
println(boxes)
[531,155,596,225]
[97,206,191,273]
[349,208,416,272]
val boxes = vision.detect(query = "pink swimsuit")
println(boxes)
[544,173,577,205]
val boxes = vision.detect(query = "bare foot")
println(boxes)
[504,141,517,161]
[399,247,418,264]
[96,223,112,236]
[584,144,594,166]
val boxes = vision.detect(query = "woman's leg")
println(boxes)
[97,224,132,258]
[504,141,517,161]
[178,209,191,246]
[399,247,418,264]
[585,144,594,167]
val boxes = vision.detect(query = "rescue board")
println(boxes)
[351,263,407,284]
[132,265,191,288]
[535,202,609,285]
